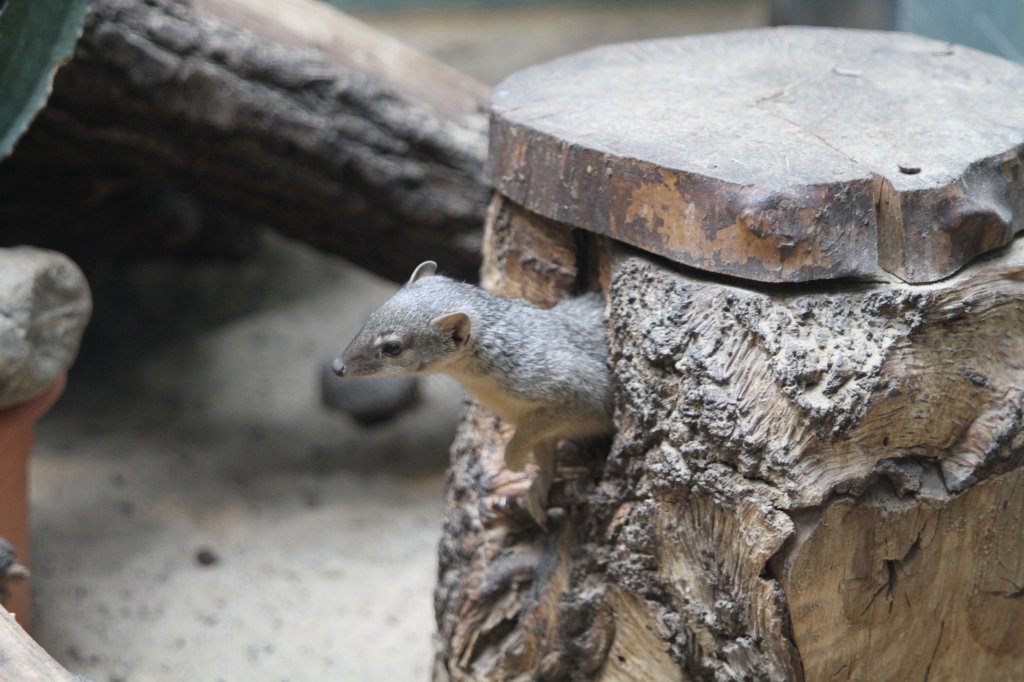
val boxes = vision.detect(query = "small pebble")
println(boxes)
[195,548,219,567]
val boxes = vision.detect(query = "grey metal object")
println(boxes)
[320,361,420,426]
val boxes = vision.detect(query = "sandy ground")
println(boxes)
[25,3,766,680]
[31,234,464,681]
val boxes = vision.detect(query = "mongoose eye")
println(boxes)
[381,342,402,357]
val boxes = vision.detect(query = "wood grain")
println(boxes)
[778,467,1024,681]
[480,195,580,305]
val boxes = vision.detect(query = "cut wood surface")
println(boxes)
[490,27,1024,284]
[0,0,491,282]
[434,198,1024,681]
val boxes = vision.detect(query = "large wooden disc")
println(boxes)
[489,27,1024,283]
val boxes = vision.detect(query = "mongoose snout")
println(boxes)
[335,260,613,527]
[331,357,347,376]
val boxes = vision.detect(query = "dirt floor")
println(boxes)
[27,2,767,680]
[32,233,464,681]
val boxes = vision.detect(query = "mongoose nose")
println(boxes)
[331,357,347,377]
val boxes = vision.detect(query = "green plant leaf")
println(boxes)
[0,0,92,160]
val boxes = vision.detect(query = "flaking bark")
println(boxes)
[434,195,1024,681]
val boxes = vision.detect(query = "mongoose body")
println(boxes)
[333,261,614,525]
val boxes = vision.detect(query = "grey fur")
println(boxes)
[335,262,614,525]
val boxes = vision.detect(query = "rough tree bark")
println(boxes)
[434,197,1024,681]
[0,0,491,282]
[435,30,1024,680]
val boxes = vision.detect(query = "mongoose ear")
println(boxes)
[408,260,438,284]
[431,312,471,346]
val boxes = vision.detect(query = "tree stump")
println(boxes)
[435,28,1024,681]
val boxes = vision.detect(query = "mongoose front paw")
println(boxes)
[479,495,516,526]
[479,486,551,529]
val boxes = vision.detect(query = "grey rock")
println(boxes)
[0,247,92,410]
[320,360,419,426]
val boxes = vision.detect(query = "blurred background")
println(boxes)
[347,0,1024,81]
[3,0,1021,680]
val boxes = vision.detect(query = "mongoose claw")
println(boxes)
[523,480,550,530]
[524,497,548,529]
[479,495,513,525]
[479,491,548,529]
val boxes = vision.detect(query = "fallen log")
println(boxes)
[0,0,491,282]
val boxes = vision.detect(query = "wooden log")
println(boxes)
[489,28,1024,284]
[479,195,584,305]
[434,194,1024,680]
[0,607,92,681]
[0,0,490,282]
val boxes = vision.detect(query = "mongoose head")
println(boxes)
[333,261,471,378]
